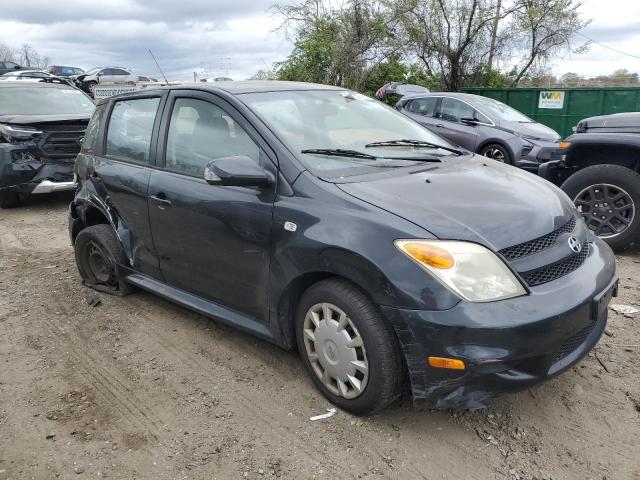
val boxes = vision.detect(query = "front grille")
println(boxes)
[500,217,576,261]
[553,322,596,362]
[521,242,590,287]
[38,129,85,158]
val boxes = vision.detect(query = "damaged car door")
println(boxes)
[147,92,277,322]
[76,94,164,278]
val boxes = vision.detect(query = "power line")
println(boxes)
[577,33,640,61]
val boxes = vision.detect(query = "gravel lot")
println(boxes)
[1,193,639,480]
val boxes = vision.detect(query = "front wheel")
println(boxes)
[0,190,20,209]
[295,278,404,415]
[479,143,512,164]
[561,164,640,252]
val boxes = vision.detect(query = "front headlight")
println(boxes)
[395,240,526,302]
[0,123,43,142]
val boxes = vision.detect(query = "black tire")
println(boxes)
[74,224,136,296]
[0,190,20,209]
[295,278,404,415]
[86,81,97,97]
[561,164,640,252]
[479,143,512,164]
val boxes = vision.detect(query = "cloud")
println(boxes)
[0,0,290,80]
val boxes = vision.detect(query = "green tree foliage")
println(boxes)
[269,0,590,92]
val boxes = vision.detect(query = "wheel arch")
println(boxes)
[272,248,402,350]
[566,143,640,173]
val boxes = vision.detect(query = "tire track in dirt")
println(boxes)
[125,296,482,480]
[40,314,163,442]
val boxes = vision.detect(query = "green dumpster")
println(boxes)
[462,87,640,138]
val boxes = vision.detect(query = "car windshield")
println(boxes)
[0,87,95,115]
[241,90,461,177]
[472,97,532,123]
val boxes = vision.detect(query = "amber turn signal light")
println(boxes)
[559,141,571,149]
[428,356,465,370]
[401,242,455,269]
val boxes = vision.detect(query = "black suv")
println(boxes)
[540,112,640,252]
[69,82,617,414]
[0,81,94,208]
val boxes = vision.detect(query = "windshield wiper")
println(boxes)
[301,148,377,160]
[365,139,464,156]
[301,148,442,165]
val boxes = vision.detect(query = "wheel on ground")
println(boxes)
[0,190,20,208]
[295,278,404,414]
[479,143,512,164]
[74,224,135,296]
[561,164,640,252]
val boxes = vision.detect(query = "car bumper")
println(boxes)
[382,238,617,409]
[0,160,75,194]
[515,141,560,172]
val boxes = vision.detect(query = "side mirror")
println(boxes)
[204,156,272,187]
[460,117,478,125]
[14,65,20,70]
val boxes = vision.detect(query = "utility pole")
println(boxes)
[487,0,502,71]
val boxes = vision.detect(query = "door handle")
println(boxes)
[149,194,172,209]
[435,124,445,128]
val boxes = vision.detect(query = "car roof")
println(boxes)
[402,92,492,102]
[172,81,346,95]
[0,81,74,89]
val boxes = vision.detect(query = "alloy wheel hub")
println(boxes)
[574,184,635,238]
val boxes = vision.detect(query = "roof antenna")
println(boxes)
[148,48,169,84]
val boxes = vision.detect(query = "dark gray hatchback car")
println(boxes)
[69,82,616,414]
[396,92,561,170]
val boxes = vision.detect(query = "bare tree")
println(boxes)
[0,42,17,62]
[16,44,50,68]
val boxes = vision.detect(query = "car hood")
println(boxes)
[499,120,560,142]
[335,156,574,251]
[577,112,640,132]
[0,114,91,125]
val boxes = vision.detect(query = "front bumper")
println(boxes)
[0,158,75,195]
[515,141,560,172]
[383,238,617,409]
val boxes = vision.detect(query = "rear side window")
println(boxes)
[106,98,160,163]
[82,103,107,153]
[407,98,437,117]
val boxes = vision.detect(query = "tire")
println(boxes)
[0,190,20,208]
[86,81,97,96]
[74,224,136,296]
[561,164,640,252]
[479,143,512,164]
[295,278,404,415]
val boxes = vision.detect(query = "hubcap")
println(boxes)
[574,183,635,238]
[484,147,505,161]
[87,242,115,285]
[302,303,369,399]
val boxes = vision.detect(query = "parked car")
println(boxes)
[0,60,22,75]
[71,67,137,94]
[0,70,52,82]
[69,81,617,414]
[49,65,85,77]
[396,92,561,169]
[539,112,640,252]
[0,81,95,208]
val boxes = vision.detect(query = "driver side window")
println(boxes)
[165,98,260,177]
[440,98,475,123]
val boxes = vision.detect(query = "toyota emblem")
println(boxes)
[568,236,581,253]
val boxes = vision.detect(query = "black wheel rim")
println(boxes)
[86,241,116,285]
[574,183,635,238]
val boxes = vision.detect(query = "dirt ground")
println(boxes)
[0,193,639,480]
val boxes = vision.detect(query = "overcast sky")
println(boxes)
[0,0,638,81]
